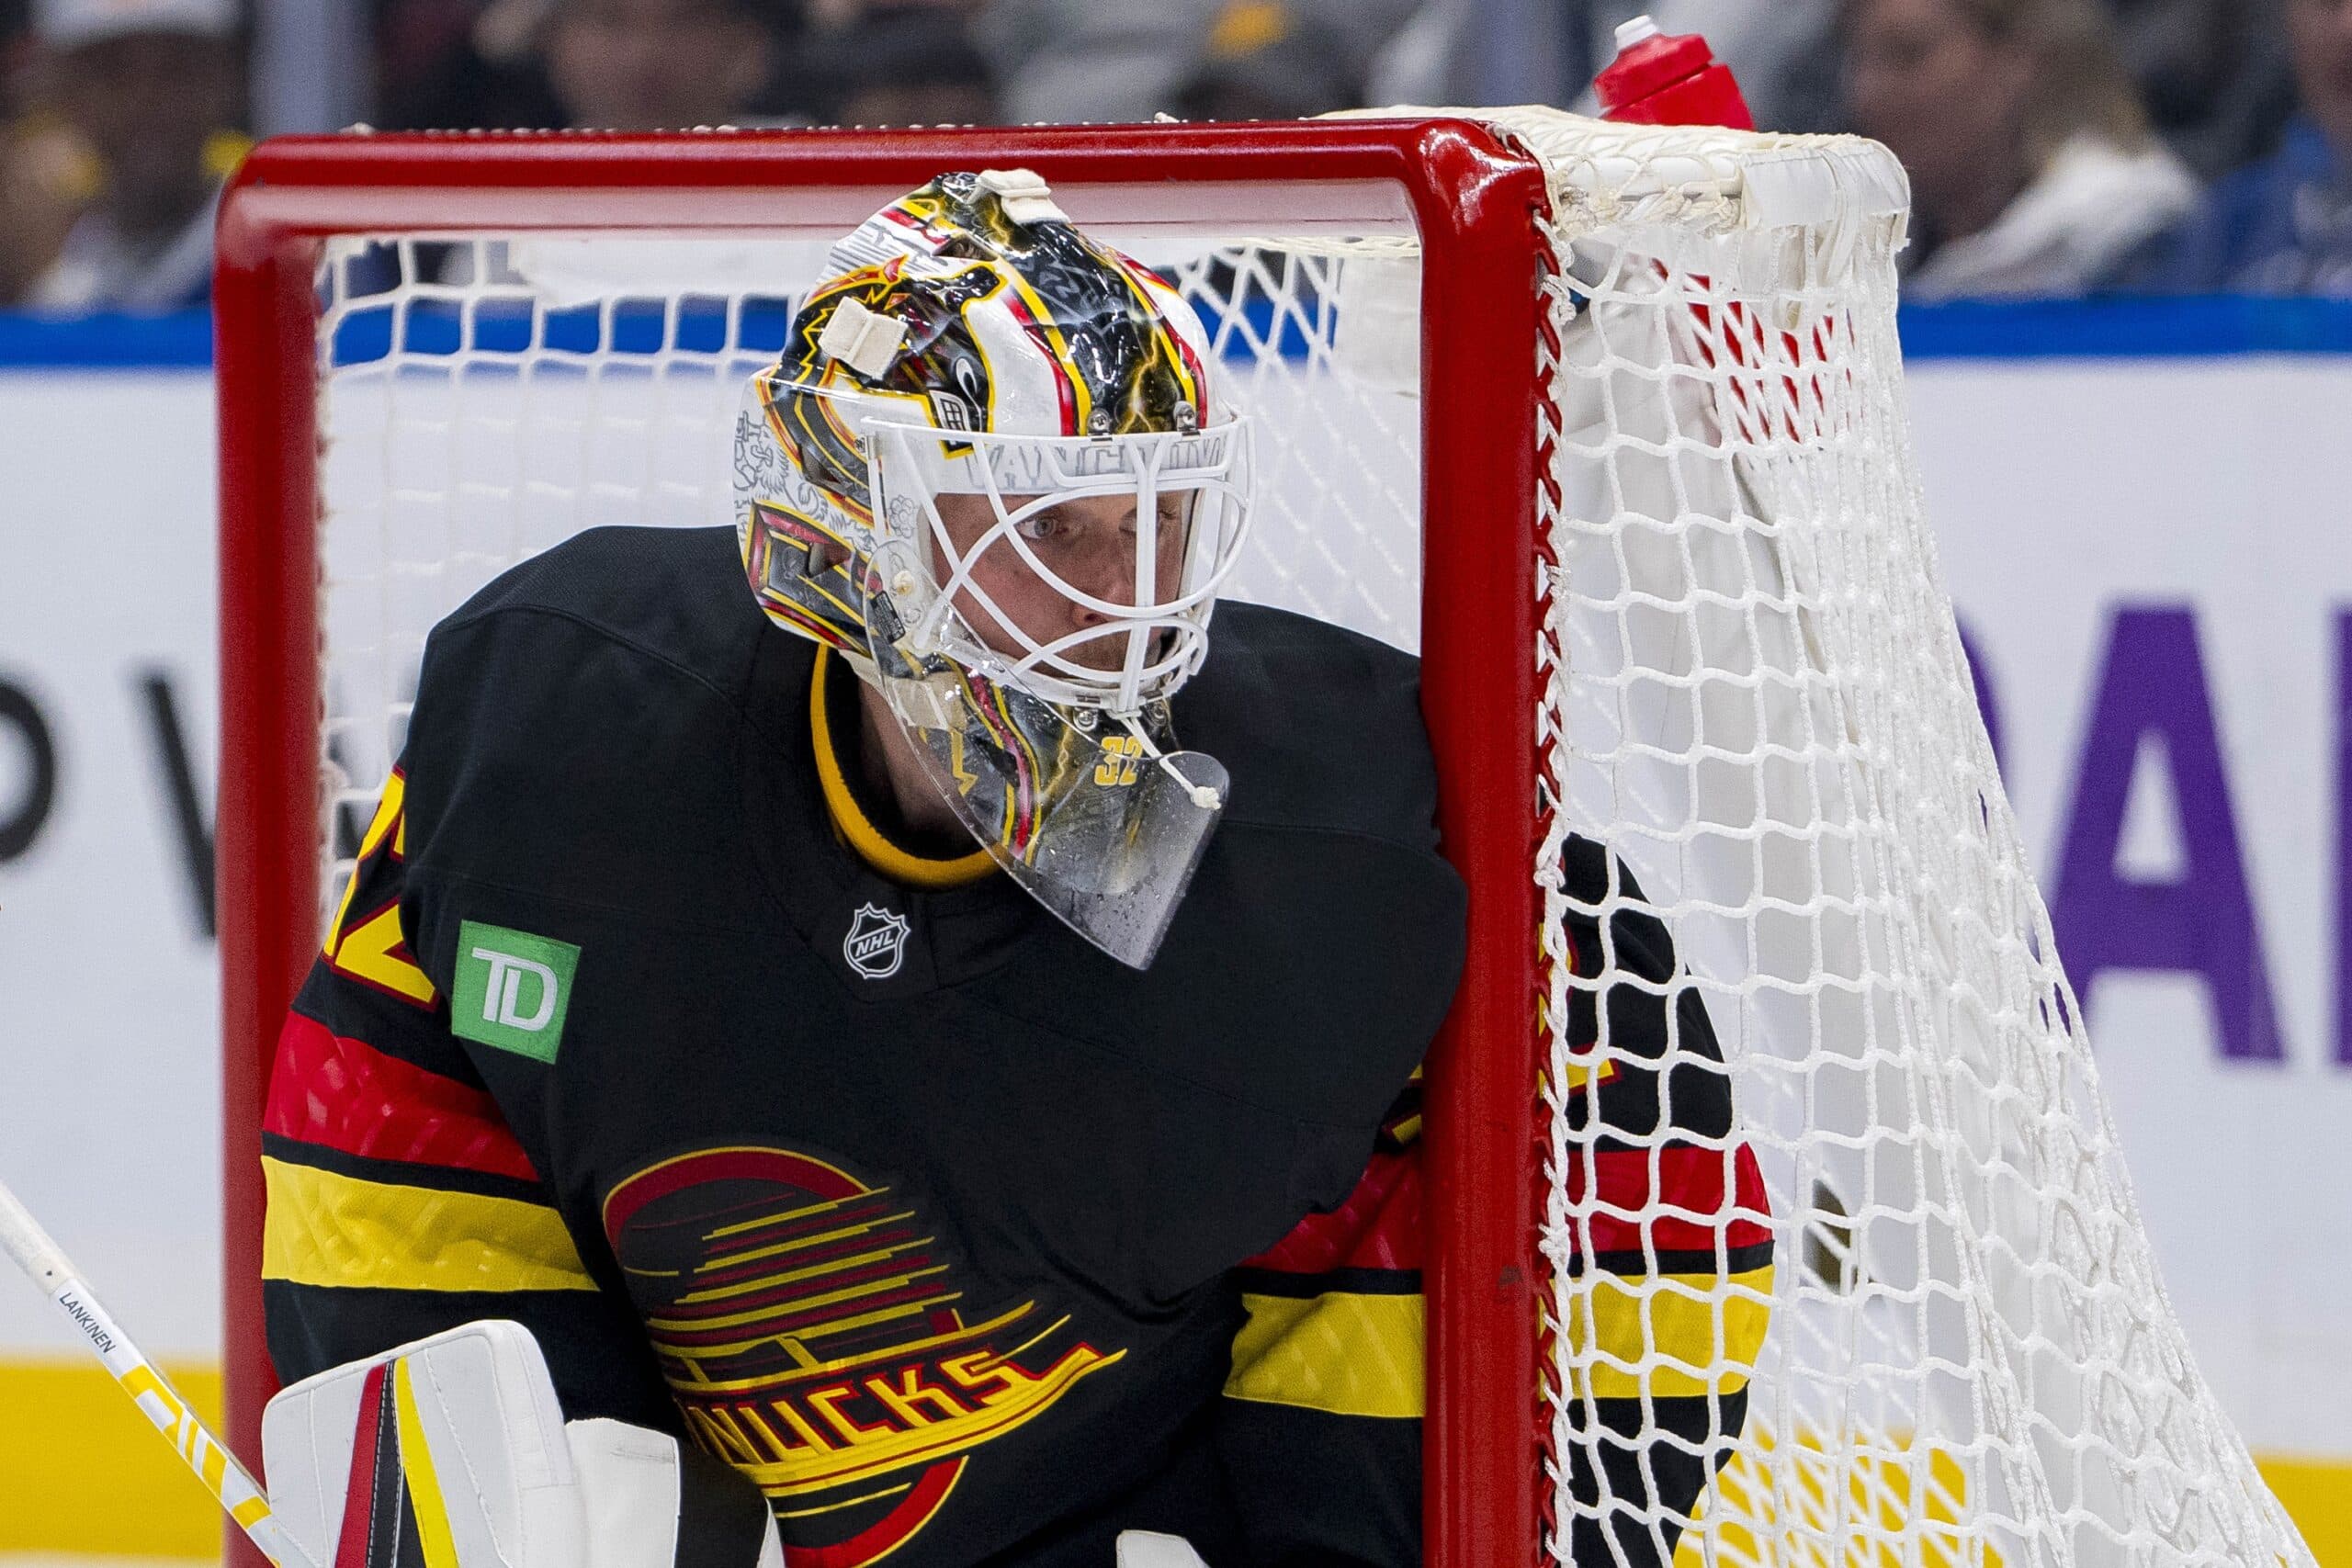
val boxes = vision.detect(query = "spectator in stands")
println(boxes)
[2102,0,2296,179]
[2124,0,2352,294]
[794,4,996,126]
[975,0,1413,125]
[1845,0,2196,299]
[377,0,567,131]
[14,0,242,312]
[0,113,94,303]
[0,0,96,305]
[1170,2,1362,120]
[532,0,775,130]
[973,0,1227,124]
[416,0,778,132]
[0,0,27,99]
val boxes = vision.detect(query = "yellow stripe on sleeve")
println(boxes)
[325,773,406,959]
[1224,1291,1424,1420]
[329,900,439,1005]
[261,1156,596,1294]
[1569,1265,1774,1401]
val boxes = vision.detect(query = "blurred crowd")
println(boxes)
[1,0,2348,309]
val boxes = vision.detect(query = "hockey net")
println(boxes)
[1509,111,2302,1568]
[232,110,2312,1568]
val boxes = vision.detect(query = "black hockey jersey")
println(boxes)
[262,525,1769,1567]
[266,524,1468,1565]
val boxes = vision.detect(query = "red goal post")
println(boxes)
[216,119,1556,1567]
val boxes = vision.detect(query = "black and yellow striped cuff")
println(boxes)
[261,1155,594,1294]
[1225,1286,1425,1420]
[1561,1265,1774,1401]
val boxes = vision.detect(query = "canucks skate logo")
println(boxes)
[605,1145,1124,1564]
[842,901,911,979]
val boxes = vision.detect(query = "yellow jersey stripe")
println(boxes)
[261,1156,595,1294]
[1568,1265,1775,1401]
[325,773,406,959]
[1225,1291,1424,1420]
[327,900,439,1006]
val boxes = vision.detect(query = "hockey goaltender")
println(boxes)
[255,171,1771,1567]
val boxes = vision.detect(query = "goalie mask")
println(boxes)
[734,169,1254,969]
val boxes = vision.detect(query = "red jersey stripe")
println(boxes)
[266,1010,540,1183]
[1566,1144,1772,1257]
[1243,1145,1423,1276]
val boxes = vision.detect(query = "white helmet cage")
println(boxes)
[865,410,1255,716]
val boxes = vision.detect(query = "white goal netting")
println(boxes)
[304,111,2311,1568]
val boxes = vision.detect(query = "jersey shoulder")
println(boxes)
[1179,599,1439,853]
[432,524,764,684]
[397,525,795,934]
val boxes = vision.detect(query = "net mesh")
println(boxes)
[314,230,1421,860]
[1499,109,2309,1568]
[300,115,2310,1568]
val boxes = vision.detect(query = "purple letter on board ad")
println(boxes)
[2051,605,2284,1062]
[2339,609,2352,1065]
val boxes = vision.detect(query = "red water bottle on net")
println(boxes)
[1593,14,1755,130]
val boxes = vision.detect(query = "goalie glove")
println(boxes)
[260,1320,782,1568]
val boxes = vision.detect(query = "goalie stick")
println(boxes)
[0,1172,321,1568]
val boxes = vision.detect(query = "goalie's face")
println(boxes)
[867,417,1256,716]
[931,490,1193,675]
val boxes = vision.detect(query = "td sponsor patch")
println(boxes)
[451,920,580,1063]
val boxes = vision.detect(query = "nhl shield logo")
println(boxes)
[842,901,912,980]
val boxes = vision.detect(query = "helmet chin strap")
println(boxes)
[1114,709,1224,810]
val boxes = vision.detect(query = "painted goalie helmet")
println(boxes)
[733,169,1255,968]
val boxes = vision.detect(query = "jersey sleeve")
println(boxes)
[1211,834,1770,1567]
[1214,1077,1426,1567]
[260,769,774,1557]
[1553,833,1774,1568]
